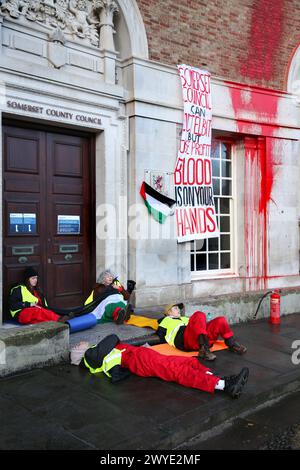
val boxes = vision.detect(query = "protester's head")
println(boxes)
[70,341,90,365]
[23,267,38,289]
[97,269,116,286]
[164,303,182,318]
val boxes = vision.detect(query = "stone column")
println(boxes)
[0,16,3,55]
[294,86,300,105]
[98,0,119,84]
[0,110,3,325]
[99,0,118,51]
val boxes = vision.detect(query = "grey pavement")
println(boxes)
[1,312,300,450]
[180,389,300,450]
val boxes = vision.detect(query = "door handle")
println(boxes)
[65,254,72,261]
[18,256,28,264]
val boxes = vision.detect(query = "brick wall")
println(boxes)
[136,0,300,91]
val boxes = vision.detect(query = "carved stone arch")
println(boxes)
[114,0,148,59]
[287,44,300,101]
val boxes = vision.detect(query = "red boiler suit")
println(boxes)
[183,311,234,351]
[18,290,59,324]
[115,343,220,394]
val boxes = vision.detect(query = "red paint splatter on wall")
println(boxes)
[226,0,285,290]
[228,84,280,137]
[228,82,280,215]
[240,0,284,82]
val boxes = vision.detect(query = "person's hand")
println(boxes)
[31,302,41,308]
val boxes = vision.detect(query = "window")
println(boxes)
[190,139,234,275]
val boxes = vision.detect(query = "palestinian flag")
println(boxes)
[140,181,176,223]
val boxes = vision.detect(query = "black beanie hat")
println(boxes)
[23,266,38,281]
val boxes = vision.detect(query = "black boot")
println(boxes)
[225,336,247,354]
[58,312,76,323]
[223,367,249,398]
[115,303,132,325]
[198,334,216,361]
[115,308,126,324]
[125,303,133,320]
[58,315,69,323]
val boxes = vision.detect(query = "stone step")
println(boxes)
[0,322,69,378]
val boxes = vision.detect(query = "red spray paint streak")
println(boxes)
[226,84,280,291]
[240,0,284,82]
[243,137,269,291]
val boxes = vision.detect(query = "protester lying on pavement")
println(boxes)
[157,303,247,361]
[70,334,249,399]
[9,267,72,324]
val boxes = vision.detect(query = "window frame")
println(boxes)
[190,137,237,279]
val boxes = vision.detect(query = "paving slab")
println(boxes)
[0,392,94,450]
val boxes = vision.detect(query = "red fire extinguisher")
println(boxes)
[270,289,281,324]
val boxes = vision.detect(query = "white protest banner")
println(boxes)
[175,64,219,242]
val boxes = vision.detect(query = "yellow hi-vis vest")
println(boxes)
[84,280,123,306]
[84,291,94,306]
[83,347,122,377]
[10,285,44,318]
[159,316,189,347]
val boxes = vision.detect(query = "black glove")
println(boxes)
[110,365,131,383]
[127,280,136,294]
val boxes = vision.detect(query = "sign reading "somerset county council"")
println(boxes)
[175,64,219,243]
[6,100,102,126]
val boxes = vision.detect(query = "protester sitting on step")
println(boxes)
[84,269,135,324]
[70,334,249,399]
[84,269,158,330]
[157,303,247,361]
[9,267,71,324]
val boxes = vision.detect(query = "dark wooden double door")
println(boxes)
[3,123,95,317]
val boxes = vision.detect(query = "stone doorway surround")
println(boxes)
[286,43,300,103]
[0,2,148,324]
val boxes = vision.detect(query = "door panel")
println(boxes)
[3,125,94,318]
[46,132,89,308]
[54,142,82,176]
[54,262,84,297]
[6,134,40,173]
[3,127,46,318]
